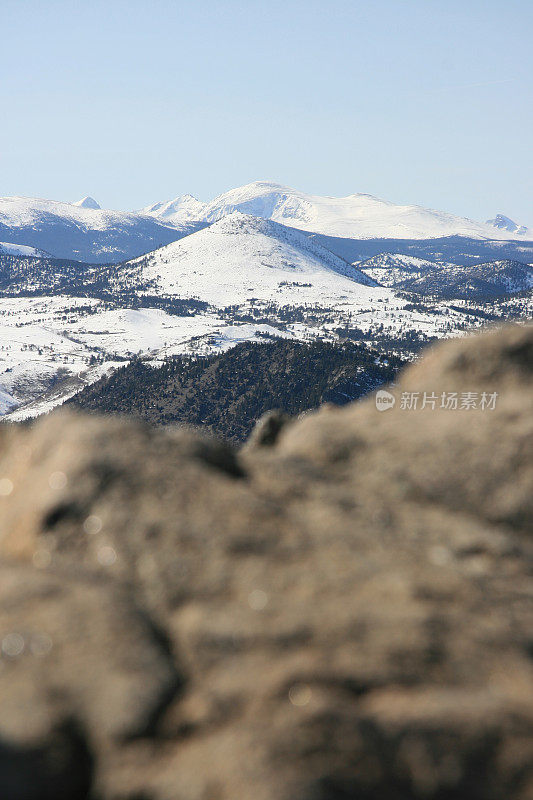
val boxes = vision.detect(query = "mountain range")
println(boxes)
[0,181,531,422]
[0,181,530,264]
[0,195,203,263]
[142,181,531,241]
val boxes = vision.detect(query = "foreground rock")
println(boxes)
[0,324,532,800]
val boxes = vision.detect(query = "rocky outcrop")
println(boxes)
[0,324,531,800]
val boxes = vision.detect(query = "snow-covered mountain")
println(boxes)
[149,181,529,241]
[358,252,533,298]
[114,212,377,307]
[405,259,533,299]
[486,214,529,237]
[357,253,444,287]
[0,184,530,265]
[0,215,463,421]
[0,196,202,263]
[1,210,531,422]
[1,182,531,421]
[0,241,50,257]
[139,194,207,223]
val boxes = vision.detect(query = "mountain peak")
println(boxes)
[243,180,290,191]
[486,214,528,236]
[140,194,206,223]
[208,210,271,232]
[73,196,101,210]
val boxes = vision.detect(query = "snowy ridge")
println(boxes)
[0,196,201,262]
[0,195,133,229]
[197,213,377,283]
[140,194,207,223]
[486,214,529,236]
[149,181,529,241]
[357,253,445,287]
[0,183,530,264]
[358,254,533,297]
[430,259,533,297]
[0,241,50,257]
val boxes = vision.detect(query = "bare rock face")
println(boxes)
[0,324,532,800]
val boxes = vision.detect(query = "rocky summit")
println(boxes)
[0,324,532,800]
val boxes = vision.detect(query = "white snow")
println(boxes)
[139,194,207,223]
[120,212,377,307]
[0,195,148,232]
[147,181,529,241]
[65,306,225,357]
[0,183,529,267]
[5,360,122,422]
[0,296,295,420]
[356,253,448,287]
[204,323,294,352]
[0,241,49,257]
[486,214,529,236]
[0,195,200,262]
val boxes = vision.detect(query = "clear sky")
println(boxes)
[1,0,532,227]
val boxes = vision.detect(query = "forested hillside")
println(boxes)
[68,339,403,442]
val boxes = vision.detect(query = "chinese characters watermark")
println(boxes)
[376,390,498,412]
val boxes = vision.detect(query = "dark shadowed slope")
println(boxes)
[68,339,403,442]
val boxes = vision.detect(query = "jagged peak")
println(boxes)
[73,196,101,210]
[486,214,529,236]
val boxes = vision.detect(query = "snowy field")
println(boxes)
[0,288,474,422]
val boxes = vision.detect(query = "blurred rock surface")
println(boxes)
[0,324,531,800]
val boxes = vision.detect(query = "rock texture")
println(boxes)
[0,324,532,800]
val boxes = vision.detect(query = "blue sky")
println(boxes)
[1,0,532,226]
